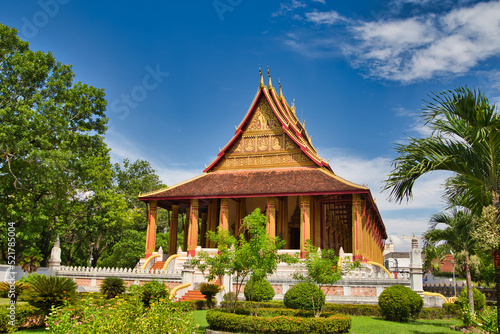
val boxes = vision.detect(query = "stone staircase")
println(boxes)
[149,261,165,273]
[179,289,205,301]
[178,277,222,301]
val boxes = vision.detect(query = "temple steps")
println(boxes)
[150,261,165,273]
[178,278,223,301]
[179,290,205,301]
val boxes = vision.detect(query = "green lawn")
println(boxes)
[350,316,463,334]
[193,310,209,334]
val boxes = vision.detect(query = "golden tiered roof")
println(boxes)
[204,66,331,173]
[139,67,372,201]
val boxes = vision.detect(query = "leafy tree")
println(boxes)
[190,208,297,312]
[384,86,500,329]
[293,240,343,317]
[98,230,171,268]
[112,158,166,229]
[424,208,477,313]
[0,23,109,265]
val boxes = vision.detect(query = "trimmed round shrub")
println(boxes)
[378,285,423,322]
[100,276,126,299]
[458,287,486,311]
[244,277,275,302]
[283,282,325,311]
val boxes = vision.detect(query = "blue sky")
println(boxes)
[3,0,500,251]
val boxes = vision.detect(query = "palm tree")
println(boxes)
[384,86,500,327]
[422,243,449,273]
[424,208,476,312]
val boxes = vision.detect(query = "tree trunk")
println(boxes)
[465,254,474,314]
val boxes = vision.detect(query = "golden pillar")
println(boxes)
[220,198,229,231]
[300,195,311,258]
[352,194,363,261]
[145,200,157,257]
[267,197,276,238]
[187,199,199,257]
[168,205,179,255]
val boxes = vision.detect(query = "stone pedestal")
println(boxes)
[409,238,423,294]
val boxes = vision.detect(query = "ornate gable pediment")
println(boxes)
[205,71,331,173]
[211,95,315,171]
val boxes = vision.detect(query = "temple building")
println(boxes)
[139,68,387,263]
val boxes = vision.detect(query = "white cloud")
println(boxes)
[347,1,500,82]
[318,147,449,211]
[272,0,307,17]
[305,10,348,25]
[387,233,425,252]
[283,34,342,58]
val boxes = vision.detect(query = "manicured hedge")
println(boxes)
[220,301,458,319]
[206,308,351,334]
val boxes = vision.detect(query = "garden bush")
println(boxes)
[22,275,77,313]
[474,305,498,334]
[458,286,486,311]
[244,276,275,302]
[130,281,169,308]
[100,277,127,299]
[284,282,325,311]
[378,285,423,322]
[184,299,207,310]
[46,295,196,333]
[0,303,44,332]
[206,308,351,334]
[223,291,238,302]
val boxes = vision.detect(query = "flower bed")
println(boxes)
[206,308,351,334]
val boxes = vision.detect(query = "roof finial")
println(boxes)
[279,79,283,98]
[267,67,272,89]
[291,98,296,114]
[259,65,264,88]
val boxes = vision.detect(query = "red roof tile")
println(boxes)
[139,167,367,200]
